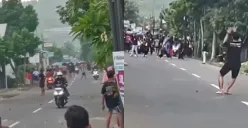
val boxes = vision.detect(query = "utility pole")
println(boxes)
[108,0,124,127]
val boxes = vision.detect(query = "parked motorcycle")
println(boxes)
[53,84,67,108]
[46,77,54,89]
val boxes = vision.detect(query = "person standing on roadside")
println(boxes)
[101,69,123,128]
[217,27,243,95]
[130,34,138,57]
[39,69,45,96]
[202,43,208,64]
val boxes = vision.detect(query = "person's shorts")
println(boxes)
[82,72,86,75]
[108,105,121,113]
[220,63,241,78]
[39,81,45,88]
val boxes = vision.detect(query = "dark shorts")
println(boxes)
[39,81,45,88]
[220,63,241,78]
[82,72,86,75]
[108,105,121,113]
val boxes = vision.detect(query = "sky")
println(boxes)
[133,0,173,18]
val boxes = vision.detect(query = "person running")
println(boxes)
[64,105,92,128]
[101,69,123,128]
[217,27,243,95]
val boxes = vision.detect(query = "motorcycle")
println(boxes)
[46,77,54,89]
[75,67,79,74]
[53,84,67,108]
[92,70,99,80]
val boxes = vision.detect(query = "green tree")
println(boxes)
[47,45,63,62]
[161,0,248,61]
[71,0,113,68]
[62,41,78,57]
[0,0,41,87]
[124,0,139,23]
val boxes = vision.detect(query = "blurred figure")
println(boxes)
[65,105,92,128]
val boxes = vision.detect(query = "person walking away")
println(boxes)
[217,27,243,95]
[178,40,185,59]
[64,105,92,128]
[101,69,123,128]
[202,43,208,64]
[130,34,138,57]
[39,69,45,96]
[81,66,86,79]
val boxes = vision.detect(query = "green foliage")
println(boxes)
[124,0,139,23]
[62,41,79,58]
[70,0,113,68]
[56,0,90,26]
[161,0,248,59]
[47,45,63,62]
[0,0,41,82]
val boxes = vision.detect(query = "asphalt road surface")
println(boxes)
[125,54,248,128]
[0,72,113,128]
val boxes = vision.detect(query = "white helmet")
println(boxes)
[57,71,63,76]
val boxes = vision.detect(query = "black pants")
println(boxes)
[178,50,184,59]
[220,63,240,78]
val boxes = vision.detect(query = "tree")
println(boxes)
[56,0,90,26]
[62,41,78,58]
[47,45,63,62]
[0,0,41,87]
[161,0,248,61]
[71,0,113,68]
[124,0,139,23]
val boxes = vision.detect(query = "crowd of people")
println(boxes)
[125,29,194,59]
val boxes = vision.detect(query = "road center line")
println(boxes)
[48,100,54,103]
[32,107,42,113]
[9,121,20,128]
[164,60,168,62]
[180,68,186,71]
[210,84,219,89]
[170,63,176,66]
[192,73,201,78]
[241,101,248,106]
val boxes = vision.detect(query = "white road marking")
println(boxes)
[9,121,20,128]
[164,60,168,62]
[180,68,186,71]
[170,63,176,66]
[32,107,42,113]
[90,117,106,121]
[241,101,248,106]
[48,100,54,103]
[210,84,219,89]
[192,73,201,78]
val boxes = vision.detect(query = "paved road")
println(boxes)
[125,54,248,128]
[0,72,115,128]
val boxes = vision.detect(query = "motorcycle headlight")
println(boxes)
[54,91,58,95]
[58,91,64,95]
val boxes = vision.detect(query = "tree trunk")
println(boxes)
[197,28,201,57]
[193,20,197,56]
[200,19,204,54]
[210,31,217,61]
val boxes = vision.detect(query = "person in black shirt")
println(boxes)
[101,70,122,128]
[39,69,45,96]
[64,105,91,128]
[218,28,242,95]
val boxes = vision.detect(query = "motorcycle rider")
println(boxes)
[54,71,70,100]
